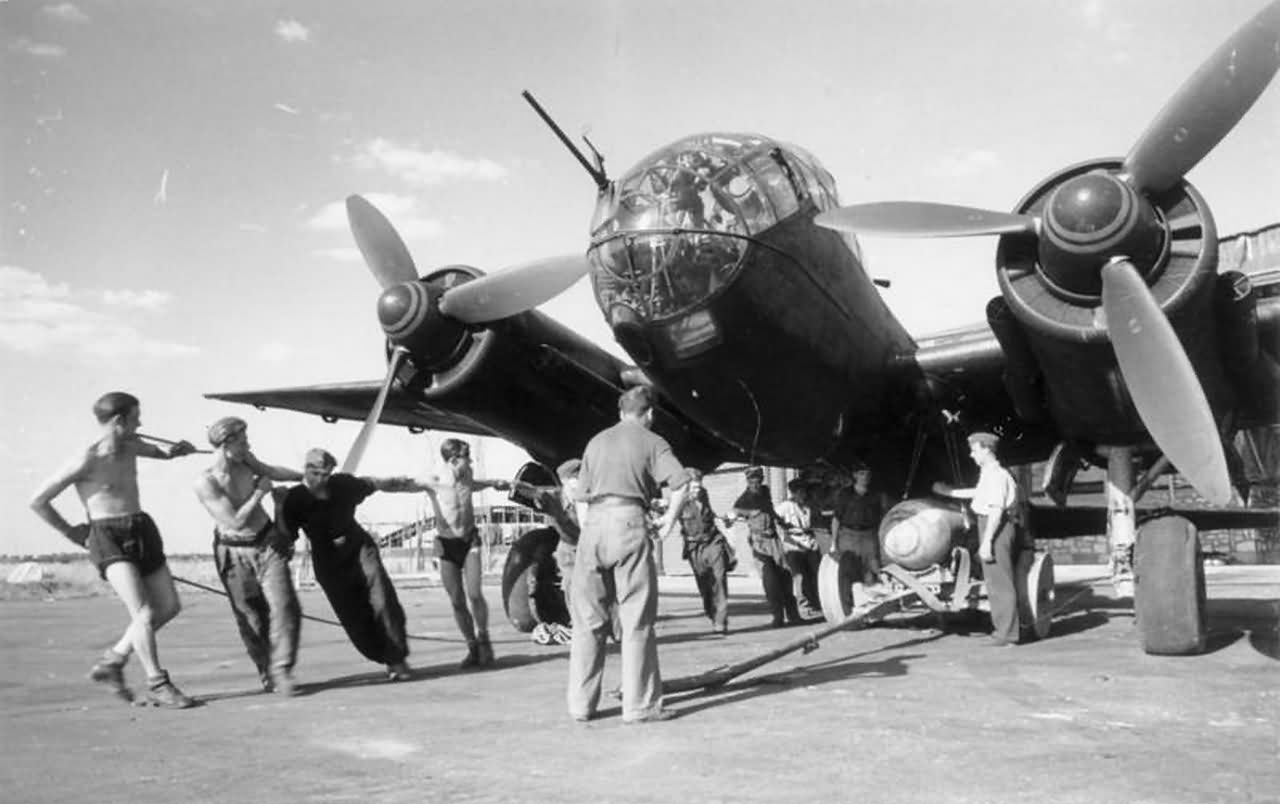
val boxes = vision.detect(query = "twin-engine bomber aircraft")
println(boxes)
[210,1,1280,656]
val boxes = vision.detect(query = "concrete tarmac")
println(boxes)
[1,565,1277,804]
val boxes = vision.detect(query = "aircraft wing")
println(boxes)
[205,381,496,437]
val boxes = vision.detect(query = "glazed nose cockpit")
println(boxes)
[587,133,842,326]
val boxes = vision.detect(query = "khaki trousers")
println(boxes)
[566,503,661,721]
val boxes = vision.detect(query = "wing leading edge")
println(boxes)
[205,381,496,438]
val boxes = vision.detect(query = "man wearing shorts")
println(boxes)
[193,417,303,695]
[421,438,511,668]
[29,392,199,708]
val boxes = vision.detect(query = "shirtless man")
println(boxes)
[29,392,199,708]
[421,438,511,668]
[193,417,304,695]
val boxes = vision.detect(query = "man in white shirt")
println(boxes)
[954,431,1026,646]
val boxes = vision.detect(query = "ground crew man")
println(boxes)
[675,468,733,634]
[733,466,800,627]
[831,463,891,600]
[952,432,1027,646]
[193,417,304,695]
[277,448,434,679]
[29,392,199,708]
[567,386,689,724]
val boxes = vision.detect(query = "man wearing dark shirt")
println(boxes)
[733,466,801,627]
[568,387,689,724]
[278,448,433,681]
[831,464,892,608]
[676,468,733,634]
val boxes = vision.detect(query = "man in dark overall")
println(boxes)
[278,448,433,679]
[29,391,199,707]
[567,386,689,724]
[193,417,304,695]
[956,432,1026,646]
[733,467,800,627]
[675,468,733,634]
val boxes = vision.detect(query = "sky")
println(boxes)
[3,0,1279,556]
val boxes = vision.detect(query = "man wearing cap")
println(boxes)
[950,432,1027,646]
[733,466,801,627]
[675,467,734,634]
[776,478,823,620]
[193,417,304,694]
[277,448,435,679]
[568,386,689,724]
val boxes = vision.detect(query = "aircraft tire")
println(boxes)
[1134,515,1207,655]
[501,527,570,633]
[1015,551,1055,641]
[817,552,856,623]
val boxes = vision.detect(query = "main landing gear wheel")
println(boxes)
[501,527,570,633]
[1134,515,1207,655]
[1016,551,1055,641]
[817,552,856,623]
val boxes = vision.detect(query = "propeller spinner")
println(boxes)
[814,1,1280,503]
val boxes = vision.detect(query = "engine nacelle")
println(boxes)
[879,499,970,571]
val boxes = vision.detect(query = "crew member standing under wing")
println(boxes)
[950,432,1027,647]
[193,417,304,695]
[568,387,689,724]
[831,463,891,601]
[675,468,734,635]
[733,466,801,627]
[278,448,433,679]
[421,438,512,669]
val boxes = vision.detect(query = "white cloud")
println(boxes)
[0,266,197,359]
[274,19,310,43]
[101,289,171,310]
[44,3,89,23]
[306,193,444,240]
[10,37,66,58]
[935,149,1000,178]
[353,139,508,186]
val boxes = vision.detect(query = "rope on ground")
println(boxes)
[172,575,471,644]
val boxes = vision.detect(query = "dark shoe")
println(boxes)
[624,708,679,724]
[713,623,729,635]
[386,662,412,682]
[89,659,133,702]
[476,635,495,667]
[143,672,196,709]
[272,669,299,696]
[259,670,274,693]
[770,617,786,628]
[460,643,481,669]
[570,711,595,723]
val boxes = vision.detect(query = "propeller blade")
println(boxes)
[1100,259,1232,504]
[814,202,1037,238]
[436,254,590,323]
[340,348,408,475]
[1123,0,1280,193]
[346,195,420,289]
